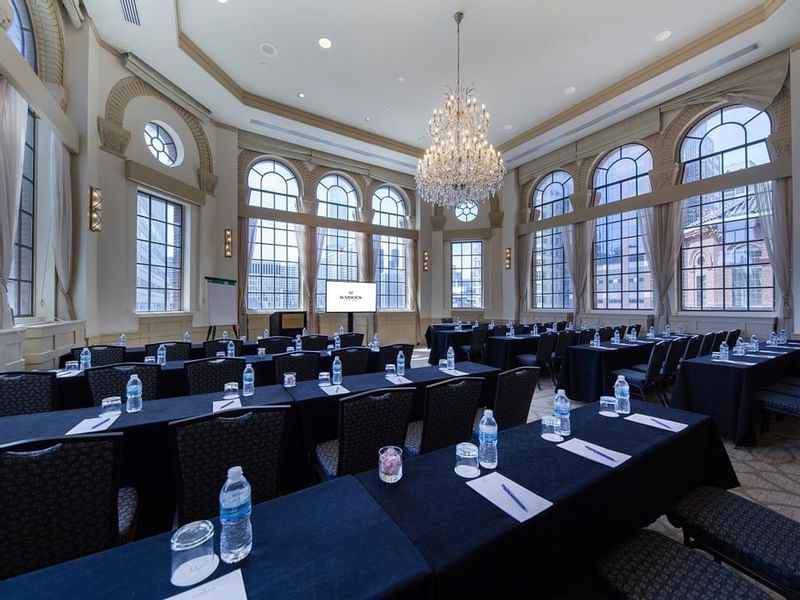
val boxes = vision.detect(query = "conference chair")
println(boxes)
[314,388,414,480]
[577,329,594,345]
[441,318,453,323]
[493,367,539,430]
[379,344,413,370]
[85,363,161,405]
[549,330,576,385]
[184,357,246,395]
[615,325,628,338]
[611,341,671,405]
[203,339,243,358]
[0,434,137,579]
[516,332,558,389]
[628,324,643,338]
[258,336,294,355]
[598,326,614,342]
[70,345,125,367]
[300,335,329,351]
[331,347,371,376]
[698,332,715,356]
[555,321,567,331]
[725,329,742,348]
[273,351,320,382]
[490,325,508,337]
[0,371,56,416]
[682,334,703,361]
[170,406,291,524]
[711,331,728,352]
[338,332,364,348]
[404,377,484,457]
[144,341,191,362]
[629,337,688,389]
[457,326,489,362]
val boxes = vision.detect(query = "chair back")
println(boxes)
[577,329,593,345]
[616,325,628,338]
[0,372,56,416]
[273,351,320,382]
[629,324,642,337]
[725,329,741,348]
[698,332,715,356]
[661,337,688,381]
[331,347,371,375]
[70,345,125,367]
[534,332,558,366]
[300,335,329,351]
[185,358,246,395]
[553,331,576,359]
[470,326,489,354]
[336,388,414,477]
[203,339,243,358]
[170,406,290,524]
[541,322,554,330]
[683,335,703,360]
[85,363,161,405]
[644,341,670,383]
[494,367,539,430]
[598,327,613,342]
[379,344,413,370]
[440,318,453,323]
[0,434,122,579]
[711,331,728,352]
[418,377,484,454]
[258,336,294,355]
[338,332,364,348]
[144,341,191,362]
[555,321,567,331]
[516,324,531,335]
[490,325,508,337]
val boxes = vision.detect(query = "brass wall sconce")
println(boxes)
[89,187,102,231]
[504,247,512,269]
[224,228,233,258]
[422,250,430,271]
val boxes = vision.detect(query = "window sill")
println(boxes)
[674,311,777,319]
[134,311,194,318]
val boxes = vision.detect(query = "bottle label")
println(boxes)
[220,499,252,521]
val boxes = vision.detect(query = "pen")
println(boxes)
[584,444,615,462]
[649,417,672,430]
[219,400,234,410]
[92,417,111,430]
[501,483,527,512]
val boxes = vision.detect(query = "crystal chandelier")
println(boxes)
[416,11,505,208]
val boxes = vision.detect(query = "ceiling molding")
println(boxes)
[497,0,785,154]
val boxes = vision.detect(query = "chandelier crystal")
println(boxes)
[416,11,505,208]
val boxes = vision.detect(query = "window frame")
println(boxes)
[372,185,408,310]
[7,0,36,72]
[8,109,36,318]
[450,240,483,309]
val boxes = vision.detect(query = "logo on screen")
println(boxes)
[339,290,363,302]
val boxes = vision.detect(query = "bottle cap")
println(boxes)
[484,409,493,417]
[227,466,243,481]
[557,389,565,395]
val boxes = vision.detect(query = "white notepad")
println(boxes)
[588,346,613,351]
[711,359,758,366]
[557,437,630,468]
[625,413,687,432]
[759,350,787,355]
[66,415,120,435]
[164,569,247,600]
[56,370,81,378]
[439,368,468,376]
[385,374,412,385]
[213,398,242,412]
[466,472,552,523]
[321,384,349,395]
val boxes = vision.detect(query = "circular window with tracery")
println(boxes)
[144,121,181,167]
[455,200,478,222]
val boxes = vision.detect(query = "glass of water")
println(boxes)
[454,442,480,478]
[170,520,217,587]
[378,446,403,483]
[385,364,396,377]
[318,371,331,386]
[100,396,122,417]
[65,360,79,371]
[438,359,448,370]
[223,382,239,400]
[599,396,618,417]
[541,416,564,442]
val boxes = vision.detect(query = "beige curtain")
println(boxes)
[359,231,376,338]
[408,238,421,345]
[50,132,74,320]
[300,225,321,333]
[754,179,792,326]
[237,217,257,336]
[564,221,593,326]
[638,202,683,332]
[515,233,534,320]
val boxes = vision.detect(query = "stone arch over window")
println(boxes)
[98,76,217,195]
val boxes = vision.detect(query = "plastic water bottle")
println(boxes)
[770,331,777,346]
[396,350,405,376]
[119,334,127,347]
[219,466,253,564]
[332,355,342,385]
[780,329,787,344]
[612,329,620,344]
[631,327,638,341]
[593,332,600,347]
[533,323,539,336]
[490,320,495,330]
[222,330,229,340]
[263,328,269,339]
[242,364,255,396]
[665,323,671,337]
[302,327,308,337]
[372,332,380,349]
[334,333,341,350]
[736,338,745,355]
[509,323,515,337]
[183,331,192,343]
[750,334,759,352]
[126,374,142,413]
[568,321,574,331]
[295,335,302,351]
[446,346,455,370]
[227,341,235,357]
[614,375,630,415]
[720,341,729,360]
[156,344,167,365]
[339,325,344,335]
[456,318,462,331]
[79,347,91,370]
[648,326,655,339]
[478,409,498,469]
[554,389,571,436]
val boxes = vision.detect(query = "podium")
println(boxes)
[269,312,307,337]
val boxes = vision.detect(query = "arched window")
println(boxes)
[7,0,36,71]
[679,106,773,311]
[246,160,300,310]
[531,171,573,309]
[592,143,653,310]
[316,174,359,310]
[372,186,407,309]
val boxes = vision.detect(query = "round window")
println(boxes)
[455,200,478,222]
[143,121,182,167]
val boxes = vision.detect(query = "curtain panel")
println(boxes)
[359,232,376,339]
[515,233,533,320]
[408,238,421,345]
[638,202,682,332]
[237,217,257,335]
[754,179,792,325]
[50,132,75,320]
[563,221,593,327]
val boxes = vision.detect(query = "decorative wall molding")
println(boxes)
[27,0,65,92]
[96,116,130,157]
[125,160,206,206]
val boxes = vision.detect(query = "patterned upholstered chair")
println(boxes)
[315,388,414,480]
[70,345,125,367]
[0,371,57,416]
[711,330,729,352]
[628,323,642,338]
[611,341,670,404]
[758,376,800,431]
[144,341,191,362]
[698,332,715,356]
[338,332,364,348]
[300,335,329,351]
[404,377,484,457]
[489,325,508,337]
[85,363,161,406]
[598,529,770,599]
[273,351,320,383]
[597,326,614,342]
[576,329,594,345]
[257,336,294,355]
[725,328,742,348]
[331,347,371,376]
[682,334,703,360]
[516,332,557,388]
[0,434,138,579]
[457,326,489,362]
[667,486,800,598]
[493,367,539,430]
[203,339,243,358]
[170,406,291,524]
[378,344,413,370]
[629,337,689,391]
[549,331,575,385]
[184,358,246,395]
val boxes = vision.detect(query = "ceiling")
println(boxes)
[84,0,800,173]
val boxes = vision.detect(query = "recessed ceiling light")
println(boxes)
[258,41,278,58]
[562,86,576,96]
[364,116,372,122]
[385,105,391,111]
[654,30,672,42]
[397,75,406,83]
[217,0,228,3]
[297,92,305,98]
[318,37,332,49]
[503,124,513,131]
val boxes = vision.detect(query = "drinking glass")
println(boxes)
[257,347,266,356]
[438,359,448,370]
[599,396,618,418]
[286,346,295,353]
[454,442,480,478]
[170,520,217,587]
[65,360,79,371]
[318,371,331,386]
[283,372,297,387]
[385,364,396,376]
[378,446,403,483]
[223,382,239,400]
[541,416,564,442]
[100,396,122,417]
[144,356,156,364]
[711,351,721,359]
[216,351,225,358]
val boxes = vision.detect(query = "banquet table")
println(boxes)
[483,334,540,370]
[428,329,471,364]
[424,323,456,348]
[671,343,800,445]
[357,400,737,598]
[0,476,433,600]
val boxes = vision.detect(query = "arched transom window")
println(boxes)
[531,171,573,309]
[372,185,407,309]
[317,174,359,309]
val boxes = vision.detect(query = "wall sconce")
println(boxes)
[422,250,430,272]
[224,228,233,258]
[504,247,512,270]
[89,187,102,231]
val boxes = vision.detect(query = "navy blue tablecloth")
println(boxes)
[0,476,433,599]
[424,323,456,348]
[357,400,737,597]
[483,334,540,370]
[428,330,471,364]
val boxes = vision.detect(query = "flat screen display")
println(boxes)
[325,281,377,313]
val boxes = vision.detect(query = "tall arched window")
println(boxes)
[317,174,359,310]
[679,105,773,311]
[246,160,301,310]
[531,171,573,309]
[372,185,407,309]
[7,0,36,71]
[592,143,653,310]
